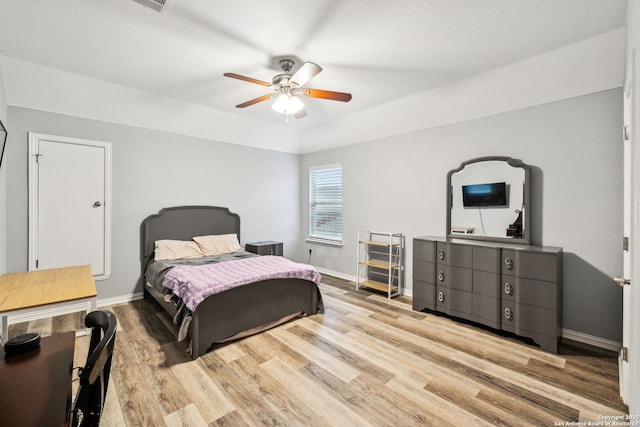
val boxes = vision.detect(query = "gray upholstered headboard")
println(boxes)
[140,205,241,272]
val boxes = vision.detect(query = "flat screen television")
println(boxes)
[462,182,508,207]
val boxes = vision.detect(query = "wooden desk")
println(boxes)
[0,266,97,344]
[0,331,75,427]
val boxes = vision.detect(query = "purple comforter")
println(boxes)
[162,255,321,312]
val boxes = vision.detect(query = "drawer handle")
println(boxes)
[504,256,514,270]
[437,271,445,281]
[504,282,513,295]
[438,249,445,261]
[438,291,445,303]
[504,307,513,320]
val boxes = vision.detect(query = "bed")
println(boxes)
[140,205,324,359]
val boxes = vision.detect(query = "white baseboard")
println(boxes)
[316,267,357,283]
[7,292,144,325]
[561,328,621,352]
[97,292,145,308]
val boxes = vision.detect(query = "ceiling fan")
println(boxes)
[223,59,352,118]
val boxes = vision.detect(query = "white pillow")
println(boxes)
[154,239,205,261]
[193,234,242,256]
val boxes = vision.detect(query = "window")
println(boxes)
[309,164,343,243]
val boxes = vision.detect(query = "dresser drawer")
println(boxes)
[501,274,557,310]
[413,279,436,311]
[502,249,559,283]
[414,260,435,283]
[438,242,472,268]
[472,246,501,273]
[438,286,472,317]
[473,294,501,326]
[501,300,557,336]
[414,239,436,261]
[437,265,472,292]
[514,277,557,310]
[473,270,500,297]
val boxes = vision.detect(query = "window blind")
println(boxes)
[309,165,342,242]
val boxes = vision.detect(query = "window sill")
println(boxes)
[306,238,343,247]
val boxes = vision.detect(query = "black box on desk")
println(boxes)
[245,241,283,256]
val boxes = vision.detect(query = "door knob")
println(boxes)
[613,276,630,287]
[93,201,102,208]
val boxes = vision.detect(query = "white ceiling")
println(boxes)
[0,0,627,130]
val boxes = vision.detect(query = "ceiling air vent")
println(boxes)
[131,0,171,14]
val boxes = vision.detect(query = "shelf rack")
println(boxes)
[356,231,404,299]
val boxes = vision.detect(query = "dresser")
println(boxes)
[413,236,562,353]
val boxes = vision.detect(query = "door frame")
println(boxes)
[28,133,112,280]
[622,46,639,410]
[620,54,633,403]
[629,46,640,414]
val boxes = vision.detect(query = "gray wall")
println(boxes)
[302,88,623,343]
[6,106,302,299]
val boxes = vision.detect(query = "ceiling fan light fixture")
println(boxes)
[272,94,304,115]
[224,59,351,119]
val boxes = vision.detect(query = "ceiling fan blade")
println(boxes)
[223,72,271,87]
[294,109,307,119]
[300,88,352,102]
[291,62,322,87]
[235,94,274,108]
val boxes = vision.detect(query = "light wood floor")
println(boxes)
[11,276,627,426]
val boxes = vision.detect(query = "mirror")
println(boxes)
[447,156,531,244]
[0,119,5,170]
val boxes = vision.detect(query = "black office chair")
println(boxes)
[70,310,117,427]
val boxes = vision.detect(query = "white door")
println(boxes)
[28,133,111,279]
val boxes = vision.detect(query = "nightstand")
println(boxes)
[245,241,283,256]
